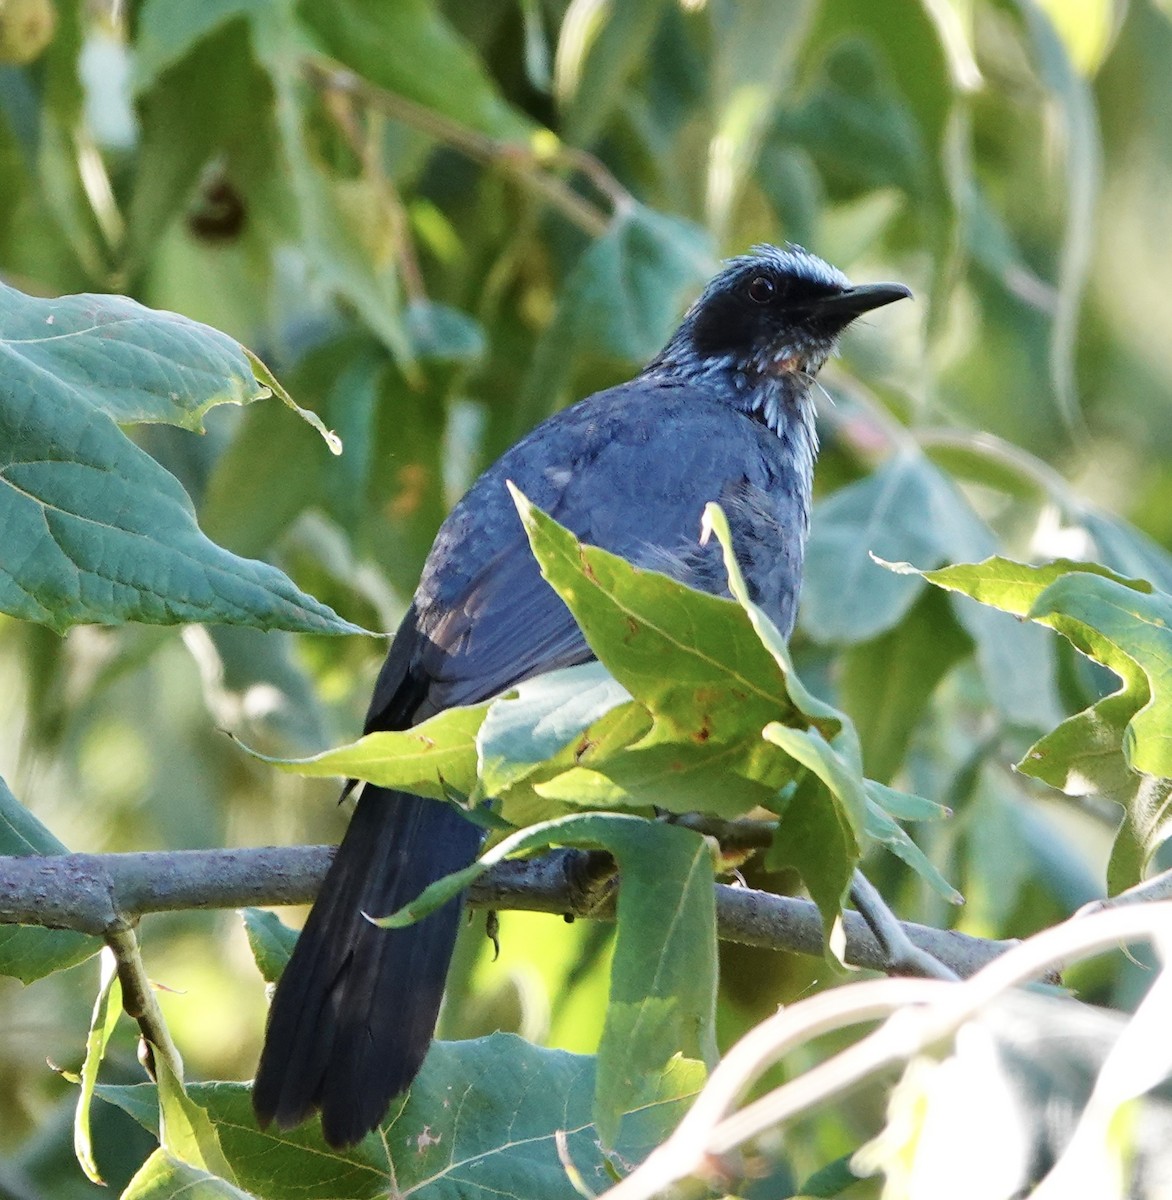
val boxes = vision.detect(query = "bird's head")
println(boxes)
[645,244,910,430]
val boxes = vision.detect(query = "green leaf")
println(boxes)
[240,908,297,985]
[916,556,1172,886]
[592,818,716,1148]
[864,784,962,905]
[709,0,814,241]
[926,561,1162,771]
[779,35,932,204]
[1016,1,1102,431]
[198,388,327,560]
[102,1082,388,1199]
[915,556,1145,618]
[300,0,534,141]
[100,1037,704,1200]
[802,452,996,644]
[1083,508,1172,595]
[244,348,341,454]
[404,300,486,364]
[1019,566,1172,890]
[132,0,272,91]
[0,281,364,635]
[250,17,417,372]
[707,502,844,731]
[0,773,68,855]
[127,15,281,269]
[0,775,98,981]
[0,280,262,429]
[761,726,862,956]
[74,948,123,1185]
[507,499,943,907]
[509,489,836,817]
[121,1150,252,1200]
[373,811,715,1149]
[949,597,1065,730]
[554,0,669,147]
[707,504,953,907]
[155,1057,236,1182]
[247,700,490,801]
[763,725,868,839]
[789,0,962,320]
[477,660,631,796]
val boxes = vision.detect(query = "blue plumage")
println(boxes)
[252,244,910,1147]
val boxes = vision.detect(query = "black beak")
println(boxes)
[809,282,913,322]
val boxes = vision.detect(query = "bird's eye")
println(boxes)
[747,275,776,304]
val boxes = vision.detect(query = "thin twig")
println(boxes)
[1075,865,1172,915]
[304,58,612,238]
[320,85,427,304]
[599,902,1172,1200]
[850,869,959,981]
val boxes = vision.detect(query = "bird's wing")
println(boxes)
[365,385,786,729]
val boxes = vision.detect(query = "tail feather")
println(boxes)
[252,786,483,1147]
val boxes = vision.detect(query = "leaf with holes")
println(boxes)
[99,1036,705,1199]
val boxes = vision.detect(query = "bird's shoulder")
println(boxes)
[417,378,786,597]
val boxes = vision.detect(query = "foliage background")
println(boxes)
[2,0,1172,1194]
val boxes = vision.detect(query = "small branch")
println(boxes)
[0,846,1011,978]
[849,869,959,981]
[304,58,613,238]
[319,86,427,304]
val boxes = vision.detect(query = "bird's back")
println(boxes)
[418,379,816,641]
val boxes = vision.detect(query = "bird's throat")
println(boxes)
[740,371,815,441]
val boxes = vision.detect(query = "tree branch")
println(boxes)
[0,846,1012,978]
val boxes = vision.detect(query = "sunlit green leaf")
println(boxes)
[74,948,122,1185]
[245,698,489,801]
[241,908,298,985]
[511,489,838,816]
[155,1057,236,1182]
[914,556,1172,886]
[121,1150,251,1200]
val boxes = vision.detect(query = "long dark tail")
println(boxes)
[252,786,484,1147]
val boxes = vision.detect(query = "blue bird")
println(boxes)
[252,244,910,1148]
